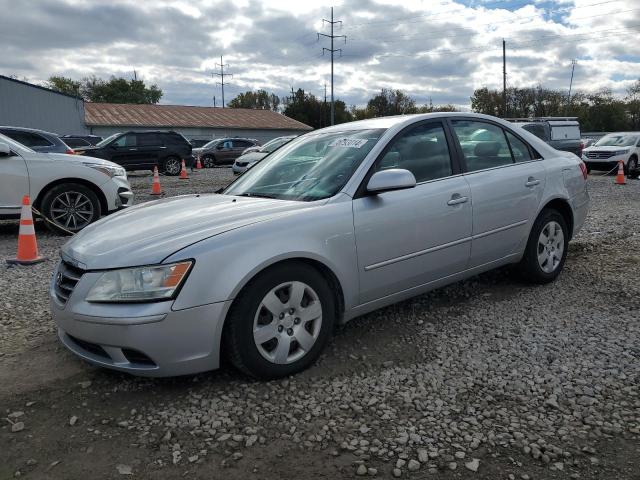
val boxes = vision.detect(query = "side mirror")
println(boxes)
[366,169,416,194]
[0,142,11,157]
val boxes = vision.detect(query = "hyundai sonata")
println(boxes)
[50,113,590,379]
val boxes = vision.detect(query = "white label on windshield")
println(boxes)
[328,138,368,148]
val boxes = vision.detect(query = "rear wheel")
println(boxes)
[162,156,181,176]
[517,209,568,284]
[40,183,101,235]
[202,155,216,168]
[224,262,335,379]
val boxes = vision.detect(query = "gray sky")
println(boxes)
[1,0,639,109]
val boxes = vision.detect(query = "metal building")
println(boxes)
[85,103,312,143]
[0,75,88,134]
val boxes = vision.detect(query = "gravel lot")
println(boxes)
[1,169,639,480]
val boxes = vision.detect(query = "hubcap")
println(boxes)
[50,191,94,231]
[537,221,564,273]
[165,158,180,175]
[253,281,323,365]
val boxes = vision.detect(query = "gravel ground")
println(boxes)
[1,169,639,480]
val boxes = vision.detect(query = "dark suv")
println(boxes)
[76,131,193,175]
[0,126,74,154]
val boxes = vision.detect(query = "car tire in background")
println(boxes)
[162,156,182,176]
[628,156,639,179]
[202,155,216,168]
[517,209,569,284]
[40,183,101,235]
[223,262,336,379]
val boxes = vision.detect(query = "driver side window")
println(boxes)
[377,122,453,183]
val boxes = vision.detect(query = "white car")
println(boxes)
[582,132,640,177]
[232,135,297,175]
[0,133,133,234]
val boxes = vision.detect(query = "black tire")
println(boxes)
[202,155,216,168]
[162,156,182,176]
[40,183,101,235]
[517,209,569,284]
[223,262,336,379]
[628,156,639,179]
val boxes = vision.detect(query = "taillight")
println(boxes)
[579,161,588,180]
[579,142,584,157]
[66,148,75,154]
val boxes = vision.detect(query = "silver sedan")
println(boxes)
[50,113,590,379]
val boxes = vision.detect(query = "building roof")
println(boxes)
[0,74,83,100]
[84,103,312,131]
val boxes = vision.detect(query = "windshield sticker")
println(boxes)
[328,138,368,148]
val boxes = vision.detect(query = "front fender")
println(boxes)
[165,198,359,313]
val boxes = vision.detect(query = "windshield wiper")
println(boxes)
[236,192,279,199]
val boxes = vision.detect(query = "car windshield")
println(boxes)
[0,133,36,153]
[594,134,639,147]
[261,137,293,153]
[96,133,121,147]
[203,140,221,149]
[224,129,386,201]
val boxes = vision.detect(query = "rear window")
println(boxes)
[0,130,53,147]
[550,125,580,141]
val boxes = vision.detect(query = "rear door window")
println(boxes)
[451,120,513,172]
[505,131,533,162]
[521,124,547,141]
[137,133,161,146]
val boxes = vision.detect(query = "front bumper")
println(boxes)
[103,176,134,212]
[582,154,627,172]
[231,163,247,175]
[50,261,230,377]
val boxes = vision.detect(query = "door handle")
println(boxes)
[525,177,540,187]
[447,194,468,206]
[128,148,138,151]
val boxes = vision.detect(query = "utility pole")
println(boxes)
[567,59,577,107]
[213,96,216,108]
[318,7,346,125]
[323,83,327,127]
[502,39,507,117]
[213,56,232,108]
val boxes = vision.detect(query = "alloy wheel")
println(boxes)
[537,221,564,273]
[50,191,95,231]
[164,158,181,175]
[252,281,323,365]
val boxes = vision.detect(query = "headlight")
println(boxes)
[613,149,630,156]
[84,163,127,178]
[86,261,193,303]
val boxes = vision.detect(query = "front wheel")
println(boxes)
[202,155,216,168]
[628,156,639,179]
[517,209,569,284]
[40,183,101,235]
[162,156,182,176]
[223,262,335,379]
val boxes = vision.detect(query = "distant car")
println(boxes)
[75,131,194,175]
[0,132,133,234]
[232,135,297,175]
[62,137,92,149]
[510,118,582,157]
[193,137,260,167]
[189,139,210,148]
[582,132,640,177]
[60,134,103,146]
[0,126,74,154]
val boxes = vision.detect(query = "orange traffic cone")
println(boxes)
[179,159,189,179]
[151,166,162,195]
[6,195,46,265]
[615,160,626,185]
[196,157,203,169]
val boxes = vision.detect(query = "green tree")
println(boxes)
[283,88,352,128]
[228,90,280,111]
[46,76,82,97]
[367,88,417,117]
[46,75,162,103]
[626,79,640,130]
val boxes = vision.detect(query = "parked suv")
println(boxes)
[0,126,75,154]
[582,131,640,177]
[510,118,582,157]
[193,137,260,167]
[61,134,103,147]
[0,133,133,234]
[75,131,194,176]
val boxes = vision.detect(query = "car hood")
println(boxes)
[61,194,312,269]
[584,145,631,152]
[237,152,268,162]
[45,152,120,168]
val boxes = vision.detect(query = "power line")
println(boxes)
[213,55,233,108]
[318,7,346,126]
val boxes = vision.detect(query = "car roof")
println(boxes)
[0,125,60,137]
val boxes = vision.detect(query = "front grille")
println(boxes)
[54,260,84,305]
[586,151,615,159]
